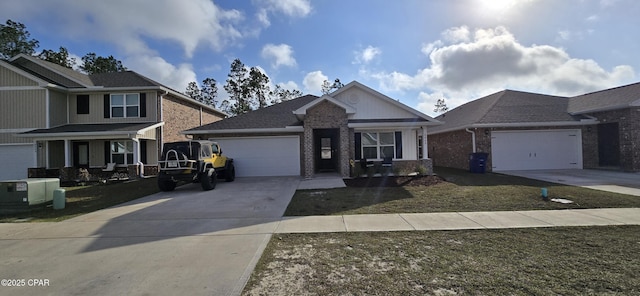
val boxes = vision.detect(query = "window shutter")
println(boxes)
[140,140,147,164]
[103,94,110,118]
[140,93,147,117]
[395,131,403,159]
[354,132,362,160]
[104,141,111,164]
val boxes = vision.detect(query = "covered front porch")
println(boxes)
[18,122,163,182]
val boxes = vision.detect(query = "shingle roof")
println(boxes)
[430,90,583,133]
[12,55,92,87]
[568,81,640,114]
[187,95,318,132]
[89,71,160,87]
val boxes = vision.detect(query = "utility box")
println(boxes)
[0,178,60,213]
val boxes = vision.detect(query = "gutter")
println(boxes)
[465,128,476,153]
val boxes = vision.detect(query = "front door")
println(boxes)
[598,123,620,167]
[73,142,90,168]
[314,129,339,172]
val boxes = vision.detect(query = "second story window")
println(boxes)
[111,94,140,118]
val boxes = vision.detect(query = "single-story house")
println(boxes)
[0,54,226,181]
[185,81,442,178]
[428,82,640,172]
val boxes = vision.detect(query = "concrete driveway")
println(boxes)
[0,176,299,296]
[499,169,640,196]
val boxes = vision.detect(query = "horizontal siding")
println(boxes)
[0,65,39,87]
[69,91,158,124]
[0,89,47,129]
[49,90,68,127]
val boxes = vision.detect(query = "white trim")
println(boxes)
[0,86,44,90]
[293,95,357,118]
[138,122,165,134]
[0,143,33,146]
[349,122,438,128]
[185,126,304,135]
[0,128,38,133]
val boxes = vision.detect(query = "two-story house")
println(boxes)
[0,54,226,181]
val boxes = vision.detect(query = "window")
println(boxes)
[111,141,134,165]
[111,94,139,118]
[361,132,395,159]
[77,95,89,114]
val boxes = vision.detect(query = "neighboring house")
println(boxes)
[428,82,640,172]
[184,81,441,178]
[0,54,226,181]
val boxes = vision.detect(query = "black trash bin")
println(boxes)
[469,152,488,173]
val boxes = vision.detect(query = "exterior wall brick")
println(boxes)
[429,126,597,172]
[589,108,640,172]
[303,101,350,178]
[161,95,224,143]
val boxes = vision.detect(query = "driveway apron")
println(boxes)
[0,176,300,296]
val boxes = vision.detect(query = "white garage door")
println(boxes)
[0,144,33,180]
[491,130,583,171]
[212,136,300,177]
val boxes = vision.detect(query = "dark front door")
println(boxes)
[314,129,339,172]
[598,123,620,167]
[73,142,90,168]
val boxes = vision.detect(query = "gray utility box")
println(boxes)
[0,178,60,212]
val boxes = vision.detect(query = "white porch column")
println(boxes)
[64,140,71,167]
[422,127,428,159]
[132,138,140,164]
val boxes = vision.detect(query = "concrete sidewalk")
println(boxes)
[275,208,640,233]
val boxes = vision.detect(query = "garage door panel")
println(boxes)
[0,145,32,180]
[491,130,582,171]
[212,136,300,177]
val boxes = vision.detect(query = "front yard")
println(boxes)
[245,167,640,295]
[285,167,640,215]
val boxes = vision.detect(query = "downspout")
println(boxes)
[465,128,476,153]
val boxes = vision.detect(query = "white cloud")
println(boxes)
[261,43,297,68]
[442,26,470,43]
[372,26,635,110]
[303,71,328,94]
[354,46,382,64]
[278,80,299,91]
[125,54,197,92]
[254,0,312,27]
[0,0,245,58]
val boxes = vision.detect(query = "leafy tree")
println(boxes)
[223,58,251,115]
[38,46,76,68]
[185,81,202,102]
[434,98,449,113]
[0,19,39,59]
[321,78,344,94]
[269,84,303,105]
[80,52,127,74]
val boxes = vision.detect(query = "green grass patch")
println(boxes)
[244,226,640,295]
[0,177,160,222]
[285,167,640,216]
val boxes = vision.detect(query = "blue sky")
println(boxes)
[1,0,638,115]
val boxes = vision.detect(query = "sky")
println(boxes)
[1,0,639,116]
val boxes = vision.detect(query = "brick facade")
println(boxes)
[429,126,598,172]
[161,94,224,143]
[589,108,640,172]
[303,101,350,178]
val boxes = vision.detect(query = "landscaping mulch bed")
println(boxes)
[344,175,445,187]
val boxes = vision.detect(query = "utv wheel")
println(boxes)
[200,169,217,191]
[158,178,176,191]
[225,164,235,182]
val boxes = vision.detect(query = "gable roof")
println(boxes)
[568,81,640,114]
[186,95,318,134]
[430,90,593,134]
[293,94,356,119]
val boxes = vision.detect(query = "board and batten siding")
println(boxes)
[0,65,39,86]
[49,90,68,127]
[68,91,157,124]
[0,89,47,129]
[334,87,418,120]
